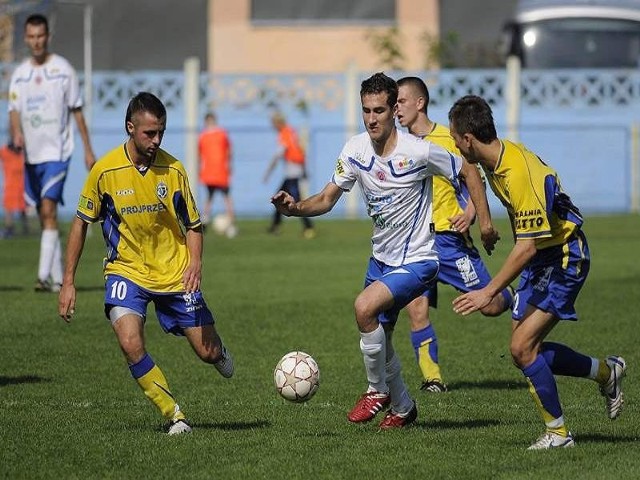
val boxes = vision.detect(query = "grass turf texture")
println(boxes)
[0,215,638,479]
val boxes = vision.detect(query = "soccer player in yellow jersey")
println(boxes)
[449,95,626,450]
[58,92,234,435]
[396,77,513,393]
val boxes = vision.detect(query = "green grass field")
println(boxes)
[1,215,638,479]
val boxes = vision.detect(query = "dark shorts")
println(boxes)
[425,232,494,308]
[206,185,230,195]
[364,256,439,325]
[104,274,215,335]
[512,230,590,321]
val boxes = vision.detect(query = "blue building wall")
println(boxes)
[1,68,638,219]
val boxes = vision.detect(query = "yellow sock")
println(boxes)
[526,378,568,437]
[130,354,183,420]
[595,360,611,385]
[418,339,442,382]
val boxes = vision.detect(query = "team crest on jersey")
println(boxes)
[396,157,415,170]
[376,170,386,181]
[156,182,168,199]
[78,195,94,211]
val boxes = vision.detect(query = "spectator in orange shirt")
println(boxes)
[198,112,236,237]
[264,112,315,238]
[0,141,29,238]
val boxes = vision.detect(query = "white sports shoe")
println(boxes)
[600,355,627,419]
[214,344,234,378]
[527,432,575,450]
[167,419,192,435]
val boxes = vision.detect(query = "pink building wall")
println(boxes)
[208,0,438,73]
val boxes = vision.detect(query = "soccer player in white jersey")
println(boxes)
[8,14,95,293]
[272,73,499,428]
[58,92,234,435]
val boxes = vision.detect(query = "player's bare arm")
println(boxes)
[459,159,499,254]
[72,108,96,170]
[8,110,24,149]
[448,181,477,233]
[453,238,536,315]
[183,227,203,293]
[271,182,342,217]
[59,217,89,322]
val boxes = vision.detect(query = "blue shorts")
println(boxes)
[104,274,215,335]
[24,158,70,207]
[364,257,439,325]
[425,232,493,308]
[512,230,590,321]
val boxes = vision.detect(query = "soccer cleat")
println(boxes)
[214,344,234,378]
[167,419,192,435]
[527,432,575,450]
[303,228,316,239]
[420,380,448,393]
[347,391,390,423]
[600,355,627,419]
[379,401,418,430]
[35,279,52,292]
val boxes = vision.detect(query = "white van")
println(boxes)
[503,0,640,67]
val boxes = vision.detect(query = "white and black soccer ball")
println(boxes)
[212,213,231,235]
[274,351,320,403]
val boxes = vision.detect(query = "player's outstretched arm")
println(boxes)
[271,182,342,217]
[59,217,89,323]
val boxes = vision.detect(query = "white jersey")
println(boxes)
[332,129,462,266]
[8,53,82,164]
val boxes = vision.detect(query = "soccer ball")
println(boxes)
[274,351,320,403]
[212,213,231,235]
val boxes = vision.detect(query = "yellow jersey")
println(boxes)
[424,123,468,233]
[76,144,202,292]
[484,140,582,249]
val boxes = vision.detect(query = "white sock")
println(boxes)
[38,229,59,282]
[588,357,599,380]
[386,352,413,413]
[359,323,387,393]
[50,234,63,285]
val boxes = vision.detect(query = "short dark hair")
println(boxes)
[448,95,497,144]
[125,92,166,134]
[25,14,49,34]
[360,72,398,109]
[397,76,430,113]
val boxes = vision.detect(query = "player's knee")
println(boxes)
[509,341,535,368]
[118,338,145,364]
[353,296,377,330]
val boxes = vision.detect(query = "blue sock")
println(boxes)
[522,355,563,421]
[410,325,438,363]
[539,342,592,377]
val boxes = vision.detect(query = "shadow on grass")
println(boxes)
[419,418,501,430]
[577,433,640,444]
[447,379,526,391]
[0,375,49,387]
[193,419,271,431]
[0,286,23,292]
